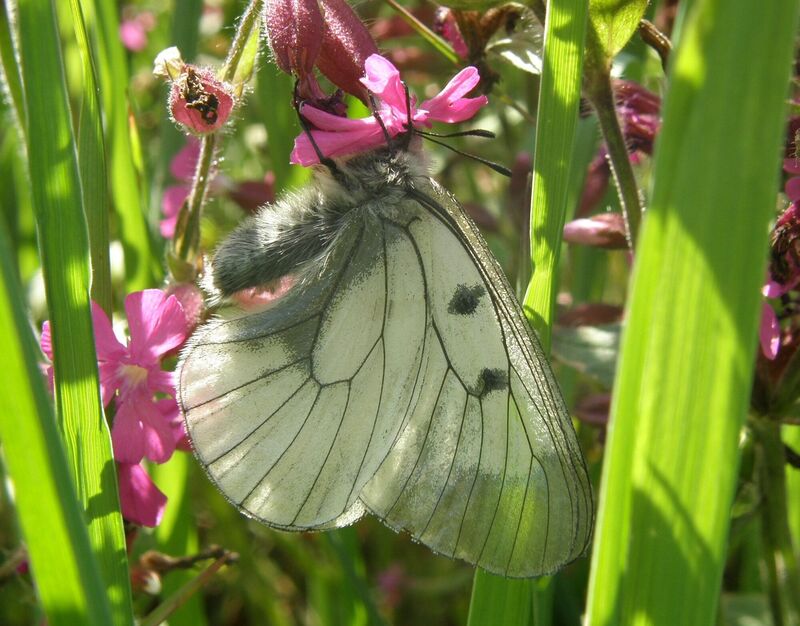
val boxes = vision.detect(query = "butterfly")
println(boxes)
[177,131,593,578]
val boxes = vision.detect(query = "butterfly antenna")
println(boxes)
[399,83,414,150]
[419,133,512,177]
[416,128,497,139]
[369,94,392,145]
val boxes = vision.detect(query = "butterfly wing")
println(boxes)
[179,176,591,576]
[179,213,427,530]
[358,179,593,577]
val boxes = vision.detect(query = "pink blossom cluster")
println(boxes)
[42,290,190,526]
[291,54,488,165]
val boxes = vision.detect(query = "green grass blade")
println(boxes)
[70,0,112,313]
[523,0,589,352]
[468,1,588,622]
[89,0,155,291]
[14,0,132,621]
[585,1,799,624]
[0,223,112,626]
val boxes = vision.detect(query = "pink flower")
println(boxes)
[161,139,202,238]
[758,161,800,360]
[117,462,167,527]
[291,54,488,165]
[119,11,155,52]
[40,291,188,526]
[41,291,189,464]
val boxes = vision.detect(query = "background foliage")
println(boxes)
[1,0,799,624]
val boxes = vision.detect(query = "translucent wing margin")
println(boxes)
[359,180,593,577]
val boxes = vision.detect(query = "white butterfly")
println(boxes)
[177,141,593,577]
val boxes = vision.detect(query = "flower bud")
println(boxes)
[264,0,324,79]
[316,0,379,101]
[265,0,379,102]
[563,213,627,249]
[169,66,235,134]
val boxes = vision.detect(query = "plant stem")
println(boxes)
[171,0,264,270]
[586,72,642,250]
[752,417,800,626]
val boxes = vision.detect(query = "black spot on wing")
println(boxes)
[447,284,486,315]
[478,368,507,397]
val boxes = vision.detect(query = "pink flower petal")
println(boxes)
[112,395,178,464]
[112,400,147,464]
[291,123,386,165]
[420,67,488,123]
[91,302,126,360]
[40,321,52,360]
[759,302,781,360]
[170,67,235,135]
[360,54,407,111]
[784,158,800,175]
[161,185,190,238]
[120,21,148,52]
[138,399,178,463]
[117,463,167,527]
[147,369,177,396]
[170,139,201,181]
[763,279,788,298]
[98,362,121,407]
[786,177,800,203]
[125,290,188,363]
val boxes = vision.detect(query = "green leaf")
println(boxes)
[12,0,132,620]
[585,0,799,624]
[552,323,620,389]
[585,0,648,68]
[90,0,155,291]
[70,0,112,313]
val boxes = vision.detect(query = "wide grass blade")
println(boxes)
[89,0,155,290]
[523,0,589,353]
[12,0,132,620]
[585,1,799,624]
[0,224,112,626]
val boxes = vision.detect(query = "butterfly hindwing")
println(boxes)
[179,215,420,530]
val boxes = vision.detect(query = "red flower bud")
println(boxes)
[316,0,379,101]
[265,0,379,102]
[169,66,235,134]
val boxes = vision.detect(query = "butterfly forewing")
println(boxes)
[346,182,591,577]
